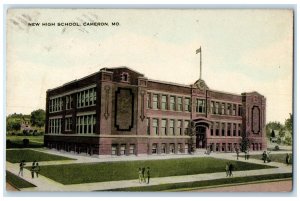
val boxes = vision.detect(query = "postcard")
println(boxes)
[5,8,293,192]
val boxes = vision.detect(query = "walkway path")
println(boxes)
[6,149,293,192]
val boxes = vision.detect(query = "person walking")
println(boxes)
[262,151,267,163]
[31,161,36,179]
[225,163,229,177]
[142,167,146,183]
[18,160,25,177]
[35,162,40,178]
[146,167,150,184]
[285,153,290,166]
[247,150,250,160]
[236,148,239,160]
[138,168,143,183]
[229,163,234,177]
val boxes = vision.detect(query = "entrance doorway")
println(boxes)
[196,126,206,148]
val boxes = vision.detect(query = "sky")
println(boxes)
[6,9,293,123]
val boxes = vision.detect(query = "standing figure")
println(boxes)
[285,153,290,166]
[229,163,234,177]
[142,167,146,183]
[18,160,25,177]
[138,168,143,183]
[146,167,150,184]
[236,148,239,160]
[225,163,229,177]
[262,151,267,163]
[31,161,36,179]
[35,162,40,178]
[247,150,250,160]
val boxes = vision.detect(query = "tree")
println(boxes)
[266,121,283,138]
[284,113,293,135]
[30,109,46,128]
[240,133,252,153]
[6,117,21,131]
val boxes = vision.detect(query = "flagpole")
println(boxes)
[200,47,202,80]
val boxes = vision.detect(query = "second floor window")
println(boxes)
[184,98,190,112]
[170,96,175,111]
[153,94,158,109]
[196,99,206,113]
[161,95,167,110]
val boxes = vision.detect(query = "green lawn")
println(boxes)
[6,136,44,149]
[6,171,36,189]
[251,153,293,164]
[38,157,275,185]
[6,149,75,163]
[104,173,292,192]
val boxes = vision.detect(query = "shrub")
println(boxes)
[23,139,29,147]
[274,145,280,151]
[6,139,11,145]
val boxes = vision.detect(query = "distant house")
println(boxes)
[20,116,32,132]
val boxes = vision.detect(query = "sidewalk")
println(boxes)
[6,149,293,192]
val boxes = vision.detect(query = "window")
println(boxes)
[184,98,190,112]
[221,123,225,136]
[147,93,151,109]
[210,123,214,136]
[76,114,96,134]
[215,122,219,136]
[228,143,232,152]
[169,119,175,135]
[120,144,126,155]
[196,99,206,113]
[209,101,213,114]
[129,144,135,155]
[161,95,167,110]
[170,96,175,111]
[111,144,117,155]
[227,103,231,115]
[48,118,62,134]
[49,97,63,113]
[153,94,158,109]
[121,73,129,82]
[161,119,167,135]
[65,117,72,131]
[77,88,96,108]
[185,144,189,153]
[177,120,182,135]
[233,104,237,116]
[152,144,158,154]
[161,143,166,154]
[170,144,175,154]
[227,123,231,136]
[221,103,225,115]
[153,119,158,135]
[146,118,150,135]
[177,97,183,111]
[233,124,237,136]
[238,124,241,136]
[215,102,219,114]
[65,95,73,110]
[184,120,189,135]
[238,105,242,116]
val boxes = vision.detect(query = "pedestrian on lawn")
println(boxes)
[225,163,229,177]
[262,151,267,163]
[35,162,40,178]
[285,153,290,166]
[31,161,36,179]
[146,167,150,184]
[18,160,26,177]
[142,167,146,183]
[229,163,234,177]
[138,167,143,183]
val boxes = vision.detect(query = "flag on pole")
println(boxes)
[196,47,201,54]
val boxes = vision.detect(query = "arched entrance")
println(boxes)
[193,118,211,149]
[196,126,206,148]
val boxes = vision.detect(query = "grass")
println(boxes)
[6,149,75,163]
[104,173,292,192]
[6,135,44,149]
[6,171,36,189]
[38,157,275,185]
[251,153,293,164]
